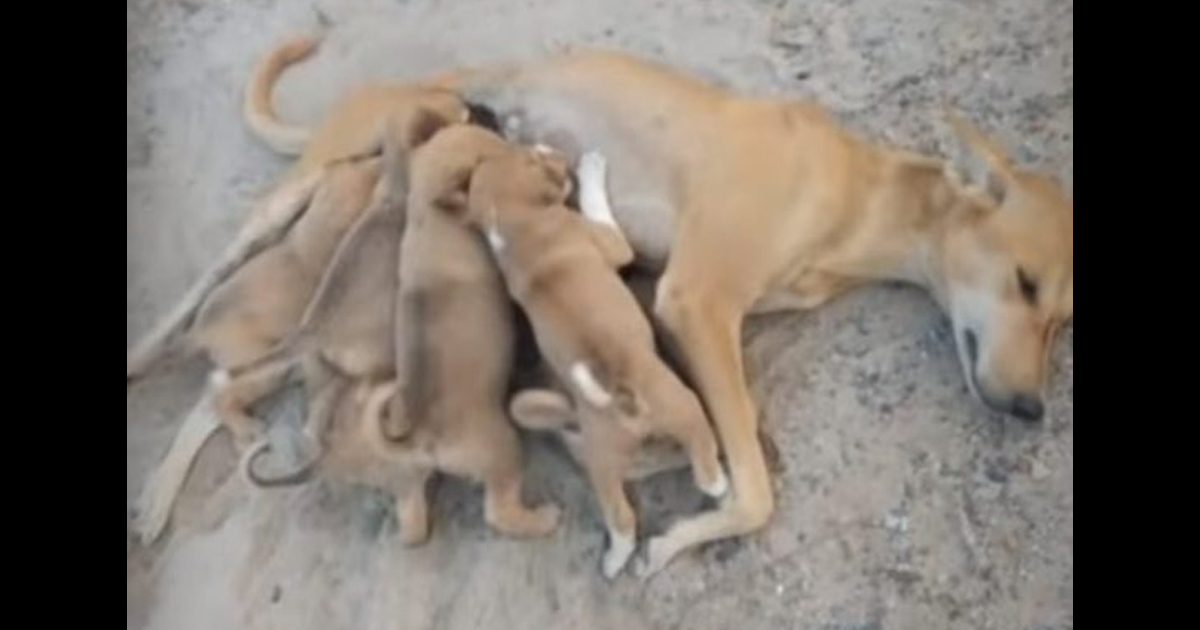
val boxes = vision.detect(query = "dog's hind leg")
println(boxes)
[644,364,727,499]
[578,421,639,579]
[126,168,326,382]
[132,374,224,544]
[472,414,560,538]
[394,467,434,546]
[213,361,292,449]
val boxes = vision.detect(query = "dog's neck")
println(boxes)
[842,152,978,307]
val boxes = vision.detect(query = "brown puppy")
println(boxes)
[358,123,560,542]
[127,94,470,545]
[232,108,452,486]
[459,148,725,577]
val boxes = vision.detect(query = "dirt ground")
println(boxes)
[126,1,1073,628]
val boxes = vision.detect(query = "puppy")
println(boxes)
[358,123,561,542]
[233,108,451,486]
[127,96,468,544]
[459,149,726,578]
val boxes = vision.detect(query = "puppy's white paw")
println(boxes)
[632,535,675,581]
[700,468,729,499]
[578,150,608,181]
[132,470,172,544]
[602,529,636,579]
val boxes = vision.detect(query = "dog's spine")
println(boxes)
[243,36,320,156]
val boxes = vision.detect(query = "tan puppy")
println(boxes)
[232,108,452,485]
[244,42,1074,577]
[508,270,693,484]
[459,147,725,577]
[358,123,560,541]
[127,92,471,544]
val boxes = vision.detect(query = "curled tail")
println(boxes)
[364,380,423,456]
[240,437,318,488]
[243,36,321,156]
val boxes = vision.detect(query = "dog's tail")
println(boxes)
[240,436,319,488]
[509,388,575,432]
[243,36,321,156]
[365,379,426,457]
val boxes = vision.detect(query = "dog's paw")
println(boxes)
[699,467,729,499]
[632,535,677,581]
[602,530,637,579]
[132,472,172,544]
[577,151,608,181]
[398,522,432,547]
[527,503,562,537]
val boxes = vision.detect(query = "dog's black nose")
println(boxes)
[1011,394,1044,422]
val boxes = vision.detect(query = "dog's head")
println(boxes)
[463,144,575,226]
[404,123,514,217]
[936,109,1073,422]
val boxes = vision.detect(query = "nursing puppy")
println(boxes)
[233,109,447,489]
[361,123,561,541]
[127,92,471,544]
[459,149,725,578]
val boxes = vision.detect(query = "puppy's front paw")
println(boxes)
[699,467,729,499]
[577,150,608,181]
[602,529,637,579]
[633,535,676,581]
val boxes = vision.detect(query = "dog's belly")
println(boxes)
[473,91,678,268]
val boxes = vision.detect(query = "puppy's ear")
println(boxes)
[942,103,1016,207]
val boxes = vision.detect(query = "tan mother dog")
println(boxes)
[246,40,1074,578]
[461,147,725,577]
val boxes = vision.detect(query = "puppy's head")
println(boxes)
[404,124,512,217]
[377,96,472,197]
[936,108,1073,422]
[463,144,575,226]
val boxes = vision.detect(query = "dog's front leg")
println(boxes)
[639,282,773,578]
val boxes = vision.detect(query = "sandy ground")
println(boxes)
[126,1,1073,628]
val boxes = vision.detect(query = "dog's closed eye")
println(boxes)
[1016,266,1039,305]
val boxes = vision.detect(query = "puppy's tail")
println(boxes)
[243,36,321,156]
[240,437,318,488]
[508,388,575,432]
[364,380,422,456]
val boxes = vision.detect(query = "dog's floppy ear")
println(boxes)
[942,103,1017,206]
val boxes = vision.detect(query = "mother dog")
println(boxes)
[245,37,1073,577]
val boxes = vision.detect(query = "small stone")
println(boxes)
[1030,459,1051,480]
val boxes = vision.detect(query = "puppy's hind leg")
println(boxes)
[473,415,560,538]
[645,364,727,499]
[213,360,292,450]
[126,169,326,382]
[394,468,434,546]
[579,422,639,579]
[132,373,224,544]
